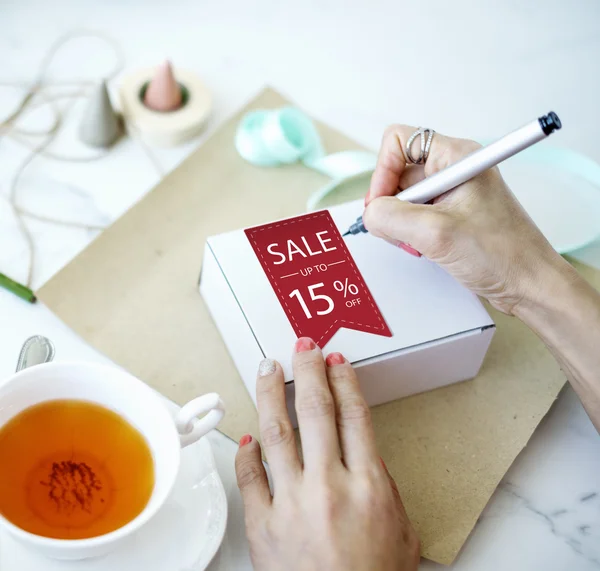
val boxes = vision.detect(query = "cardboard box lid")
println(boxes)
[208,199,493,381]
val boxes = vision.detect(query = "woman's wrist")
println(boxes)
[513,253,596,337]
[512,252,600,432]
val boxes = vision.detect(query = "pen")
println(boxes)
[343,111,562,236]
[0,272,37,303]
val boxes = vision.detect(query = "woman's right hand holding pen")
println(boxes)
[364,124,600,431]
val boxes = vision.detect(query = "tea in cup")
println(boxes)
[0,362,224,560]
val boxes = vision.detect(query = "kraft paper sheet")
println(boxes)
[37,88,600,565]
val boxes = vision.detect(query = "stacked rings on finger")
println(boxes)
[406,127,435,164]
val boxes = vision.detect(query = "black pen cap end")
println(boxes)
[539,111,562,135]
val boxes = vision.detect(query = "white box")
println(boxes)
[200,199,495,424]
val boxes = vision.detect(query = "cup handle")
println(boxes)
[175,393,225,448]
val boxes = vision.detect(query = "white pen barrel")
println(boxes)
[398,119,546,204]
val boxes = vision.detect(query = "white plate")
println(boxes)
[0,400,228,571]
[503,162,600,254]
[496,145,600,254]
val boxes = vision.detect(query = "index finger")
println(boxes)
[367,125,481,204]
[367,124,419,203]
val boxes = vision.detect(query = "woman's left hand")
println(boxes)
[235,337,420,571]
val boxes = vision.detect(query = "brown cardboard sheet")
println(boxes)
[37,87,600,564]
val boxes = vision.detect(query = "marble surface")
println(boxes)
[1,1,600,569]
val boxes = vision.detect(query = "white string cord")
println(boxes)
[0,30,164,287]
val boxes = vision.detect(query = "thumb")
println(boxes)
[363,197,454,255]
[380,457,409,518]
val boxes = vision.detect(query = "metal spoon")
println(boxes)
[15,335,55,372]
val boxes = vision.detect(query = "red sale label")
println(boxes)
[245,211,392,348]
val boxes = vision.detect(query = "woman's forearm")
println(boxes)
[514,256,600,431]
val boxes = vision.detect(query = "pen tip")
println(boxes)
[342,231,350,237]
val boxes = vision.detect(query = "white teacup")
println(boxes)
[0,361,225,560]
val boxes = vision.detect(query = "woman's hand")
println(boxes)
[364,125,600,433]
[363,125,576,315]
[235,338,420,571]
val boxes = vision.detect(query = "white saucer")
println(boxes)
[0,400,228,571]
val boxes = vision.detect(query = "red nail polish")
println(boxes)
[295,337,316,353]
[397,242,422,257]
[239,434,252,447]
[325,352,345,366]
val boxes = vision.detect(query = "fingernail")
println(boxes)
[239,434,252,447]
[397,242,422,257]
[295,337,316,353]
[258,358,276,377]
[364,189,371,206]
[325,352,345,366]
